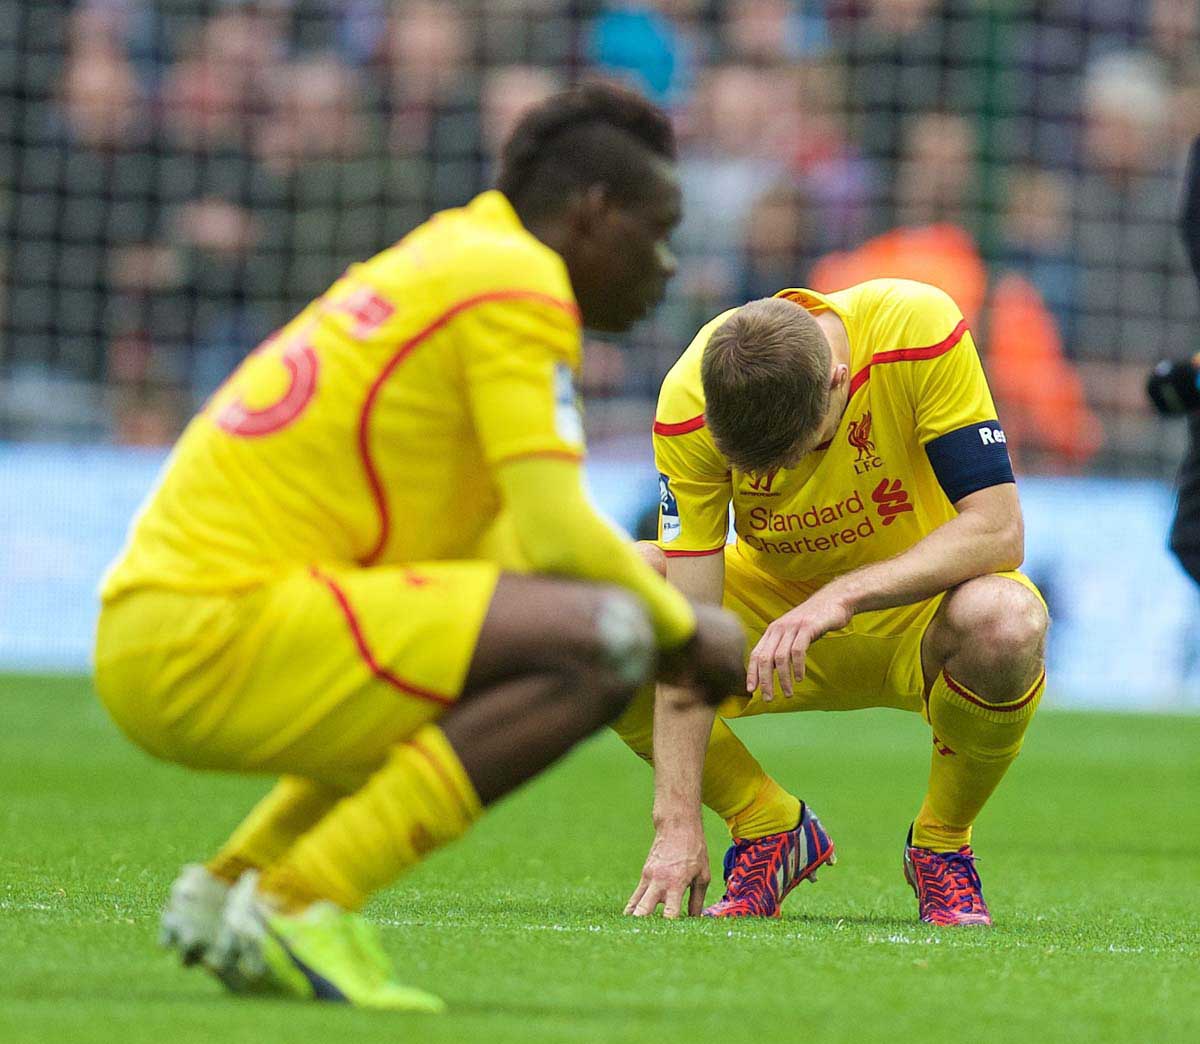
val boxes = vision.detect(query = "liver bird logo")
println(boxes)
[847,412,874,460]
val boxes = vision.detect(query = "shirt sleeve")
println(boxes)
[460,294,585,468]
[903,288,1015,500]
[900,291,997,444]
[652,426,732,557]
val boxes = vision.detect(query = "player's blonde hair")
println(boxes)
[701,297,831,473]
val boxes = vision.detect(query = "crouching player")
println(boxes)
[93,84,745,1009]
[617,279,1048,925]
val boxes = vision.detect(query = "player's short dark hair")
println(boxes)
[497,82,676,219]
[701,298,831,474]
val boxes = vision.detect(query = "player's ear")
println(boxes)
[830,362,849,391]
[571,184,611,237]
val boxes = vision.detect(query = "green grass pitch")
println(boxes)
[2,675,1198,1044]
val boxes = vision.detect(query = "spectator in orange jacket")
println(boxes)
[810,222,1102,471]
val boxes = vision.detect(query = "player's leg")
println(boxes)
[612,687,801,841]
[158,775,350,969]
[612,545,839,917]
[915,574,1047,849]
[206,777,347,884]
[610,543,802,840]
[187,556,662,900]
[159,777,345,964]
[212,572,657,1007]
[98,566,657,1007]
[207,568,661,915]
[1168,411,1200,585]
[906,573,1048,925]
[256,572,655,912]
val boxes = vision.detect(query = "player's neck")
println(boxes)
[815,310,852,442]
[814,310,850,370]
[521,214,569,258]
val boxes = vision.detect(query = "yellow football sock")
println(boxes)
[612,684,800,839]
[726,774,802,840]
[207,776,344,883]
[260,724,481,912]
[913,668,1045,852]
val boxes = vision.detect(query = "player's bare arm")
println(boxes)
[748,482,1023,701]
[625,548,727,918]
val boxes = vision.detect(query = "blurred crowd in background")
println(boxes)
[2,0,1199,475]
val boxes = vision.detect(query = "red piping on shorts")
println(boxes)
[848,318,970,398]
[662,545,725,558]
[358,290,581,565]
[309,565,455,706]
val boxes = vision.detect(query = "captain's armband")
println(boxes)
[924,421,1015,504]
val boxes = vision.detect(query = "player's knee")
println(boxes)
[634,540,668,577]
[944,579,1047,670]
[590,588,656,698]
[549,587,655,725]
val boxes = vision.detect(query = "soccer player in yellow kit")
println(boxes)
[93,85,745,1009]
[617,279,1048,925]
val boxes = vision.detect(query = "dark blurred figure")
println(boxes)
[1072,50,1199,471]
[1147,136,1200,584]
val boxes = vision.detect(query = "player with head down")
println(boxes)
[94,84,745,1009]
[617,279,1048,926]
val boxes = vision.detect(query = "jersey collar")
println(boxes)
[772,286,853,321]
[468,189,525,231]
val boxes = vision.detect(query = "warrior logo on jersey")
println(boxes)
[847,412,883,475]
[745,469,780,496]
[659,472,681,543]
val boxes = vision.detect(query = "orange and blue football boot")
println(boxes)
[903,826,992,926]
[703,803,836,918]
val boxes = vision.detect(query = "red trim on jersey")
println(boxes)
[653,413,706,436]
[359,290,581,565]
[941,667,1044,713]
[309,565,455,706]
[662,545,726,558]
[848,318,970,398]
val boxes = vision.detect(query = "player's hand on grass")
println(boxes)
[747,588,853,702]
[624,819,711,918]
[657,604,746,707]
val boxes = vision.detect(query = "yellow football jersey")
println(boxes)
[653,279,1013,586]
[102,191,585,599]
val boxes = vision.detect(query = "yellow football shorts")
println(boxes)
[94,561,500,789]
[713,543,1043,722]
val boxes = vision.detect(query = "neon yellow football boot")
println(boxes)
[210,871,445,1012]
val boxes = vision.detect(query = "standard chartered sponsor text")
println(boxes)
[740,490,876,555]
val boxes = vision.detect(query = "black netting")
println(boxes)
[2,1,1198,473]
